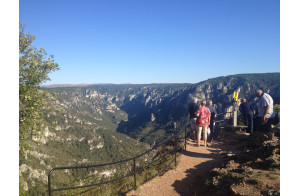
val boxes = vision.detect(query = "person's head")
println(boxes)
[201,100,206,106]
[255,89,263,97]
[193,98,198,103]
[207,100,213,106]
[241,98,247,103]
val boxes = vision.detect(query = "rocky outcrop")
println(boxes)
[19,164,48,185]
[199,128,280,196]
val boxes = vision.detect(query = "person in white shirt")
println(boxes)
[255,89,275,146]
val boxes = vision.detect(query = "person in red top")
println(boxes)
[195,100,211,147]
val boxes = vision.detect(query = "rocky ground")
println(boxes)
[127,126,280,196]
[198,127,280,196]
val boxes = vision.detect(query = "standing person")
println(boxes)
[276,108,280,128]
[239,98,254,135]
[255,89,275,146]
[188,98,199,143]
[195,100,211,147]
[207,100,217,143]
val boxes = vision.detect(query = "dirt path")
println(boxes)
[127,139,233,196]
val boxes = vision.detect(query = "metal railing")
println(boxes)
[48,110,243,195]
[48,124,190,196]
[215,111,232,123]
[215,111,245,123]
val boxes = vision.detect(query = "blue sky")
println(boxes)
[19,0,280,84]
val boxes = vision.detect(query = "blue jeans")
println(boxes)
[244,112,254,134]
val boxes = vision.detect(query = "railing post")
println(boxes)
[174,150,177,167]
[133,158,137,189]
[184,127,187,151]
[48,170,52,196]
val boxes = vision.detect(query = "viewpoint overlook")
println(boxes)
[19,73,280,195]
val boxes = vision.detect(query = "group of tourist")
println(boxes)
[189,89,276,147]
[188,98,217,147]
[239,89,276,146]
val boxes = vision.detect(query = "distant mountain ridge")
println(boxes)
[43,73,279,88]
[43,83,91,88]
[42,83,192,88]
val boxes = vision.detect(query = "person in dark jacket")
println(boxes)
[207,100,217,143]
[189,98,199,143]
[239,98,254,134]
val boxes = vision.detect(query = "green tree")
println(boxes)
[19,24,59,154]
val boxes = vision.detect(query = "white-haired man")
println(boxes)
[255,89,275,146]
[189,98,199,143]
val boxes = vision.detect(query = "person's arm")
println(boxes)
[250,104,255,114]
[195,110,200,118]
[208,109,211,124]
[262,105,271,122]
[239,104,244,114]
[214,108,217,118]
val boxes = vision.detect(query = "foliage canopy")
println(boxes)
[19,24,59,154]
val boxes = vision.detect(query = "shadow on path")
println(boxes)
[172,142,231,196]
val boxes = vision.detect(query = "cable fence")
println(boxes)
[48,123,189,195]
[48,110,246,195]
